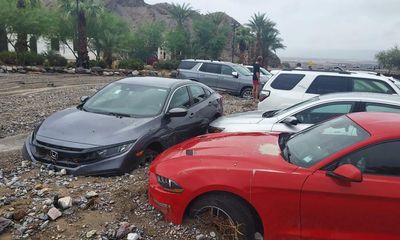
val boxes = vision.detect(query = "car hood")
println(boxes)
[212,111,265,125]
[154,132,298,173]
[36,108,155,147]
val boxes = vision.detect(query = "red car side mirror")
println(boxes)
[327,164,363,182]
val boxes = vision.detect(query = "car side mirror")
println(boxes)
[282,116,299,125]
[232,72,239,78]
[166,108,188,118]
[80,96,90,103]
[327,164,363,182]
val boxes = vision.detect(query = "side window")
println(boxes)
[365,103,400,113]
[331,141,400,177]
[352,78,395,94]
[270,74,305,90]
[169,87,191,109]
[203,88,212,97]
[221,65,234,75]
[294,102,354,124]
[189,85,207,104]
[178,61,197,70]
[306,76,351,94]
[199,63,221,74]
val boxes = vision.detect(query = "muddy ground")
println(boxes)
[0,73,256,240]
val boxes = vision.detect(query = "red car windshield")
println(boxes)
[283,116,370,168]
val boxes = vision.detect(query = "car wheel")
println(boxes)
[139,148,159,165]
[189,193,257,240]
[240,88,252,99]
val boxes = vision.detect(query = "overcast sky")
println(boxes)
[145,0,400,61]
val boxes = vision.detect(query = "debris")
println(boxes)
[0,217,12,233]
[127,232,140,240]
[58,196,73,210]
[47,207,62,220]
[85,191,98,199]
[115,222,130,239]
[13,209,27,221]
[86,230,97,238]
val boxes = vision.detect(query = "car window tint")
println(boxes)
[270,74,305,90]
[189,85,207,104]
[178,61,197,70]
[221,65,234,75]
[333,141,400,177]
[306,76,351,94]
[169,87,191,109]
[199,63,221,74]
[365,103,400,113]
[352,78,395,94]
[294,102,354,124]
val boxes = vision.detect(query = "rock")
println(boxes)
[115,222,130,239]
[254,232,263,240]
[131,70,140,76]
[58,196,72,210]
[64,68,75,74]
[6,176,18,186]
[76,67,91,74]
[47,207,62,220]
[17,69,27,74]
[34,184,43,190]
[210,231,216,238]
[91,67,103,74]
[127,233,140,240]
[21,161,30,168]
[0,217,12,233]
[86,230,97,238]
[103,71,114,76]
[48,170,55,176]
[13,209,27,221]
[6,66,13,72]
[36,213,48,221]
[170,70,178,78]
[0,69,4,73]
[43,198,53,206]
[58,169,67,176]
[40,220,49,230]
[85,191,98,199]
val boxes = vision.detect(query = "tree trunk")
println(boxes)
[103,50,112,68]
[15,0,28,53]
[30,36,38,53]
[50,38,60,51]
[0,26,8,52]
[77,10,89,68]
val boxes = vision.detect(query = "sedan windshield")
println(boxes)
[282,116,370,168]
[271,96,320,117]
[83,83,169,118]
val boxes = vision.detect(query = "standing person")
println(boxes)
[252,56,263,102]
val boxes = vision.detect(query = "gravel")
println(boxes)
[0,73,257,239]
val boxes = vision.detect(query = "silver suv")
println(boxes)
[177,59,268,98]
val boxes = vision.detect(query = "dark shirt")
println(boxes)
[253,63,261,81]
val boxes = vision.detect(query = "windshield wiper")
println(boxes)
[262,110,278,118]
[106,112,132,118]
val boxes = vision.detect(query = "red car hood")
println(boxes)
[153,132,298,173]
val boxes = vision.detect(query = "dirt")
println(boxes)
[0,73,257,240]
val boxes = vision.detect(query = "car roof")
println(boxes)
[318,92,400,104]
[348,112,400,139]
[278,69,393,82]
[118,77,193,89]
[181,59,235,66]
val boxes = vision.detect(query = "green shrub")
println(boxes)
[44,51,68,67]
[0,51,17,65]
[154,60,180,70]
[118,59,144,70]
[17,52,45,66]
[89,59,107,68]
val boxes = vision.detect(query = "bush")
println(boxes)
[89,59,107,68]
[118,59,144,70]
[0,51,17,65]
[154,60,180,70]
[17,52,45,66]
[44,51,68,67]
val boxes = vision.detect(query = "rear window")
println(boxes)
[199,63,221,74]
[352,78,395,94]
[271,74,305,90]
[307,76,351,94]
[178,61,198,70]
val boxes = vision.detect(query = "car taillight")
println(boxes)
[259,90,270,102]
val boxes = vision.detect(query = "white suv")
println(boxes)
[258,70,400,111]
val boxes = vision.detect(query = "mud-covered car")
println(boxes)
[22,77,223,176]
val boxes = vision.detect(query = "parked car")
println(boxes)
[209,92,400,133]
[177,59,268,99]
[149,112,400,239]
[22,77,223,176]
[258,69,400,111]
[245,65,272,79]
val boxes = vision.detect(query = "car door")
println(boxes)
[198,63,221,88]
[300,141,400,240]
[218,65,239,92]
[163,86,198,147]
[187,85,212,136]
[271,102,356,133]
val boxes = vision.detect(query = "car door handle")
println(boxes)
[208,101,213,105]
[189,113,194,118]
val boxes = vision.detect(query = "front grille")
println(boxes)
[31,141,100,167]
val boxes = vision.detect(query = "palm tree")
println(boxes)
[59,0,103,68]
[168,2,196,29]
[236,26,254,64]
[246,13,285,65]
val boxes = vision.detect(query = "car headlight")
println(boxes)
[156,175,184,193]
[97,143,134,158]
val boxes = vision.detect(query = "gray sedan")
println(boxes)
[209,92,400,133]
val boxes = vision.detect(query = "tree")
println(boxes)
[376,46,400,74]
[58,0,103,68]
[236,26,254,64]
[130,22,164,62]
[246,13,285,65]
[164,29,188,60]
[168,2,196,29]
[0,0,14,51]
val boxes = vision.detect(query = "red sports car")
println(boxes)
[148,112,400,240]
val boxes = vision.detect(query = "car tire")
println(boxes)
[139,148,159,165]
[189,193,257,240]
[240,88,252,99]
